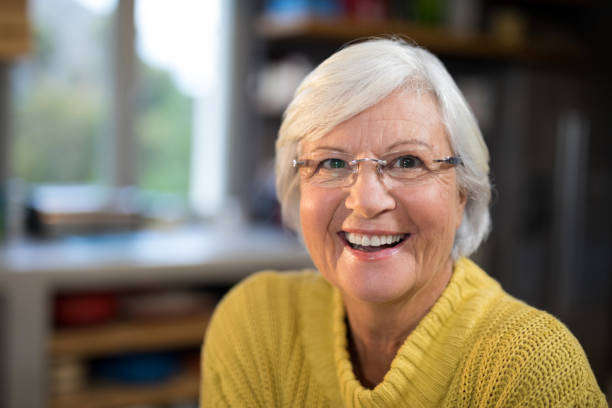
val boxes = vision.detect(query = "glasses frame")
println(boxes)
[292,155,462,188]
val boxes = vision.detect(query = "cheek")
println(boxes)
[403,183,464,236]
[299,186,340,250]
[299,192,320,246]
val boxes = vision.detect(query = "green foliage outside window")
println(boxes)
[12,20,107,184]
[13,78,103,184]
[137,63,192,196]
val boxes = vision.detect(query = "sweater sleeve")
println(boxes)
[200,280,248,407]
[200,271,292,407]
[200,357,231,407]
[460,305,608,407]
[520,320,607,407]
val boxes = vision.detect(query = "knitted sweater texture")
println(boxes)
[201,258,607,407]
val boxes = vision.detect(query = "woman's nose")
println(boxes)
[344,164,395,218]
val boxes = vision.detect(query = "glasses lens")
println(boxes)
[385,154,429,180]
[310,158,352,187]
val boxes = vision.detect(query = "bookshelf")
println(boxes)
[50,371,200,408]
[256,17,586,63]
[0,225,312,408]
[50,312,212,358]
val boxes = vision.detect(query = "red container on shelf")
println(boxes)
[54,292,119,327]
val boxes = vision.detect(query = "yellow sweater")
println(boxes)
[201,258,607,407]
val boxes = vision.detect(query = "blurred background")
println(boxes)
[0,0,610,407]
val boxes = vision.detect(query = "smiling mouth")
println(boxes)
[342,232,409,252]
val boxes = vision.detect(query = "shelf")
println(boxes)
[0,0,31,61]
[50,311,212,358]
[256,17,587,64]
[50,370,199,408]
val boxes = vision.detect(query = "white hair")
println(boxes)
[275,38,491,259]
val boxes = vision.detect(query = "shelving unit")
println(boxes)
[0,225,312,408]
[256,17,586,63]
[50,371,200,408]
[50,311,212,358]
[48,308,213,407]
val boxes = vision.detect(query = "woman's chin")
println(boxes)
[336,258,417,305]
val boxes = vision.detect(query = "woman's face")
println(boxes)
[299,90,466,305]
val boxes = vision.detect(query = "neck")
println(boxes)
[343,259,454,388]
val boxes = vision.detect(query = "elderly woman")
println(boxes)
[201,39,606,406]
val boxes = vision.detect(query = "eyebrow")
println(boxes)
[304,146,349,154]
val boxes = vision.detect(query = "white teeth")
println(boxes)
[345,232,405,247]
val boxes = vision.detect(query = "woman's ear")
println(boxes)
[456,189,467,230]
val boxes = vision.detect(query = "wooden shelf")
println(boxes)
[0,0,31,60]
[50,311,212,358]
[50,370,199,408]
[256,17,587,64]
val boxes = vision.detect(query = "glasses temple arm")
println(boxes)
[433,156,463,166]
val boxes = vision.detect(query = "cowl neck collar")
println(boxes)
[329,258,499,407]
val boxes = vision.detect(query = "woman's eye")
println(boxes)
[393,155,423,169]
[319,158,347,169]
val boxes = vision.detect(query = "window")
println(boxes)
[10,0,232,233]
[134,0,232,218]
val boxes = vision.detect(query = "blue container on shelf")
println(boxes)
[265,0,341,20]
[90,351,181,384]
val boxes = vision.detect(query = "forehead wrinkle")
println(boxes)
[303,139,433,156]
[360,117,439,126]
[379,118,443,139]
[386,139,433,151]
[368,119,439,154]
[303,121,439,155]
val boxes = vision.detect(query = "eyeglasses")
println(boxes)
[292,151,462,188]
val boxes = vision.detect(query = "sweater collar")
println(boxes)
[332,257,500,407]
